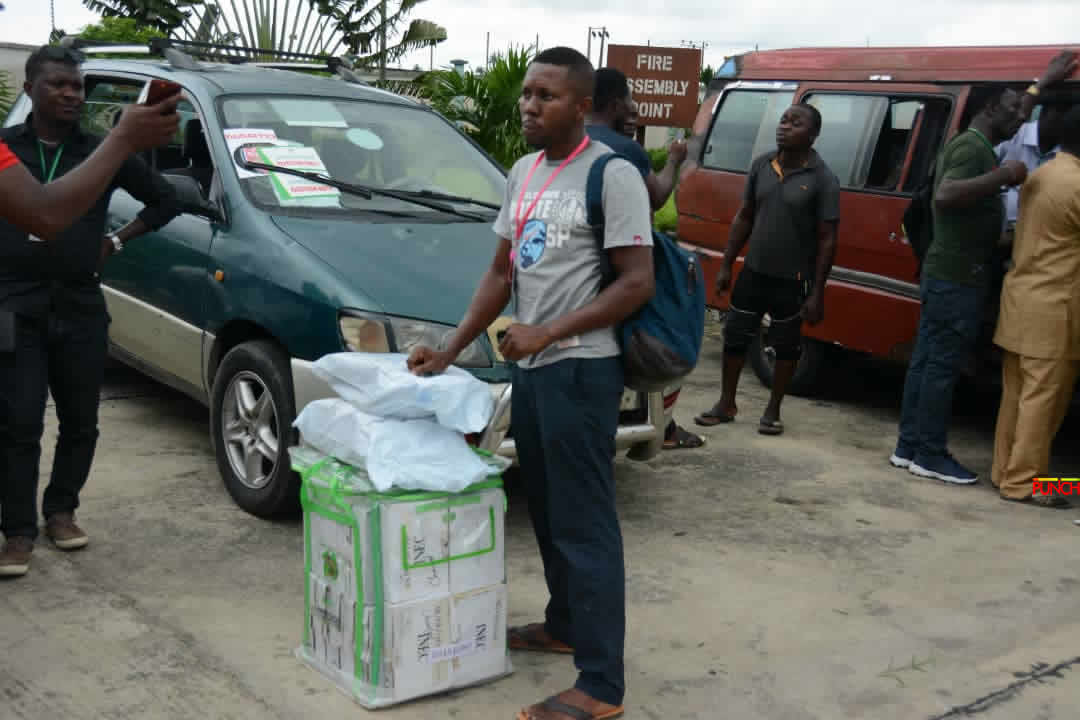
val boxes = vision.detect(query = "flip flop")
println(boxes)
[508,623,574,654]
[758,417,784,436]
[663,424,706,450]
[694,405,736,427]
[516,696,625,720]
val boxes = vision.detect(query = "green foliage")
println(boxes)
[700,64,715,85]
[648,147,668,173]
[422,46,532,168]
[0,70,15,121]
[653,192,677,233]
[79,16,166,44]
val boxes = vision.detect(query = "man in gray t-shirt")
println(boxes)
[409,47,653,720]
[492,140,652,368]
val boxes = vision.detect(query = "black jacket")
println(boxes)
[0,115,181,316]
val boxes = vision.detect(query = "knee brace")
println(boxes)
[723,307,761,356]
[766,313,803,362]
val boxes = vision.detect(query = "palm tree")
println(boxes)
[423,46,532,168]
[82,0,204,35]
[0,70,16,119]
[175,0,446,71]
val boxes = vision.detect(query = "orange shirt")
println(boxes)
[0,140,17,172]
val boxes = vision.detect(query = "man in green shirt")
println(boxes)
[891,87,1027,485]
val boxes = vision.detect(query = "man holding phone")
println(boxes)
[0,46,182,577]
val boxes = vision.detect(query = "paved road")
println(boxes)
[3,334,1079,720]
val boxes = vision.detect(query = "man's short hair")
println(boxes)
[796,102,822,134]
[594,67,629,113]
[532,46,595,99]
[25,44,83,83]
[1061,104,1080,154]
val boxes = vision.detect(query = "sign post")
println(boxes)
[604,44,702,127]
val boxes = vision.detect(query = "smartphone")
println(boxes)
[137,78,182,106]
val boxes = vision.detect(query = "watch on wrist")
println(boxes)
[108,232,124,254]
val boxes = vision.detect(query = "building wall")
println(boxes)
[1,42,36,91]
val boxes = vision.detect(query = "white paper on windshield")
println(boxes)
[224,128,279,178]
[256,146,341,206]
[268,99,348,128]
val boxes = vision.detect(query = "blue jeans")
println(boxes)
[511,357,626,706]
[898,275,986,462]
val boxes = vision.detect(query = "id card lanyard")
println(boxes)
[28,141,65,244]
[38,140,65,183]
[509,135,591,275]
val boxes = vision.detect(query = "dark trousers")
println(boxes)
[511,356,626,707]
[0,310,109,540]
[898,275,986,462]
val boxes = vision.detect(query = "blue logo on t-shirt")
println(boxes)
[518,219,547,269]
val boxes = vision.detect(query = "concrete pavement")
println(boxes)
[2,334,1079,720]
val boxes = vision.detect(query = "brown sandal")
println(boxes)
[693,404,736,427]
[516,696,624,720]
[508,623,574,654]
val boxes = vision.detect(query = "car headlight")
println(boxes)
[338,311,493,368]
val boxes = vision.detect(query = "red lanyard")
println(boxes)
[512,135,591,245]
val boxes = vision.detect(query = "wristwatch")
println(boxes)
[107,232,124,254]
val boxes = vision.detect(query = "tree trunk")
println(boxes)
[378,0,387,83]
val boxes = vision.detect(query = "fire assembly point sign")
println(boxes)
[604,44,702,128]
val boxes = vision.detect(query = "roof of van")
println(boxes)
[736,45,1080,83]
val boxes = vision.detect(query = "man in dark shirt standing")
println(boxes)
[889,88,1026,485]
[584,67,705,450]
[695,103,840,435]
[0,46,180,577]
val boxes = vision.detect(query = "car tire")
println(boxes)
[748,329,826,398]
[210,340,300,518]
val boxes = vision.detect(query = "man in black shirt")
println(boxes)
[0,46,180,577]
[695,103,840,435]
[584,67,705,450]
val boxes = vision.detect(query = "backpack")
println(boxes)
[902,160,937,279]
[585,153,706,392]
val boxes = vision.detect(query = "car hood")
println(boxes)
[271,215,500,326]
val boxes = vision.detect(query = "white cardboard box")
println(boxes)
[448,488,506,594]
[451,585,509,688]
[381,498,451,604]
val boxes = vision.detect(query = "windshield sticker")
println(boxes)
[224,128,280,178]
[256,146,341,206]
[268,99,348,128]
[346,128,384,150]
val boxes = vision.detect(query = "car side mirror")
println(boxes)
[164,173,224,223]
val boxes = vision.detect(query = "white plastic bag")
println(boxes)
[292,398,379,468]
[366,418,495,493]
[312,353,494,433]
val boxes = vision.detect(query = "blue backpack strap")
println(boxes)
[585,152,626,245]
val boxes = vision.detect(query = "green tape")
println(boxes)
[401,506,497,571]
[415,495,485,514]
[303,510,312,647]
[370,505,384,688]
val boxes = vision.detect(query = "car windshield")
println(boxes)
[219,94,505,217]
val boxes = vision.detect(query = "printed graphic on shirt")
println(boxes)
[515,189,587,264]
[518,219,547,269]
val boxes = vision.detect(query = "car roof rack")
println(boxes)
[61,36,369,85]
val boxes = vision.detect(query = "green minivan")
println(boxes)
[3,47,666,518]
